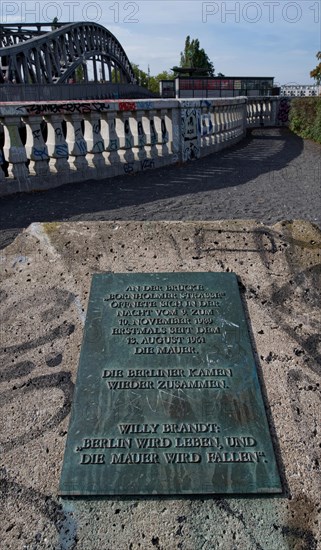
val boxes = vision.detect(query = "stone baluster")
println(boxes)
[118,111,134,165]
[247,101,253,126]
[208,108,215,145]
[148,111,159,158]
[161,110,169,143]
[221,107,227,140]
[256,101,261,125]
[218,106,223,136]
[23,115,50,176]
[226,106,232,138]
[2,115,29,182]
[65,113,89,173]
[222,106,228,138]
[105,112,121,169]
[141,110,153,154]
[242,101,248,135]
[236,104,241,134]
[252,101,257,125]
[160,110,170,156]
[265,100,272,125]
[212,107,218,141]
[0,135,6,181]
[222,106,227,138]
[229,106,235,137]
[200,108,209,148]
[249,101,255,125]
[218,106,224,141]
[257,101,262,124]
[84,111,109,172]
[131,110,147,163]
[271,98,278,126]
[147,111,163,157]
[234,104,238,129]
[218,108,224,142]
[45,114,70,174]
[234,104,240,136]
[170,105,181,158]
[230,105,235,131]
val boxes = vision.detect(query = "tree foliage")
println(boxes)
[75,63,84,83]
[148,70,174,94]
[310,51,321,85]
[131,63,174,94]
[289,97,321,144]
[179,35,214,76]
[131,63,149,88]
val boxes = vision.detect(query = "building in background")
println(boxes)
[280,84,320,97]
[160,76,275,98]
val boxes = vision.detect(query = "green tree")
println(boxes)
[131,63,149,87]
[178,35,215,76]
[310,51,321,85]
[131,64,174,94]
[148,70,174,94]
[75,63,84,83]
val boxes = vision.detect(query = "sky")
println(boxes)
[1,0,320,85]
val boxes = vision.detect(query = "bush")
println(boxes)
[289,97,321,144]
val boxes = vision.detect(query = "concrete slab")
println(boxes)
[1,220,320,549]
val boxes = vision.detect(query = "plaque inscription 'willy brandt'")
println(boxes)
[59,272,282,496]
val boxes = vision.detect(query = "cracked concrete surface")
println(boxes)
[0,219,320,549]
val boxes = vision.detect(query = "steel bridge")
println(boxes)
[0,22,136,85]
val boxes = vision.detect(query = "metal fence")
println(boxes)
[0,82,156,102]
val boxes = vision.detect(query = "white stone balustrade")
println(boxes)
[0,97,289,195]
[246,97,282,128]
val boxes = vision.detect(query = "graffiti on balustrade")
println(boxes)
[124,162,134,173]
[277,98,291,124]
[201,113,213,136]
[33,146,49,160]
[0,105,26,116]
[0,101,158,119]
[150,120,157,145]
[92,121,101,134]
[136,101,153,110]
[138,121,146,148]
[92,140,105,153]
[124,119,134,149]
[141,158,155,170]
[107,139,119,152]
[119,101,136,112]
[75,139,87,155]
[32,129,42,141]
[161,118,169,144]
[13,102,113,117]
[181,108,201,161]
[54,144,68,158]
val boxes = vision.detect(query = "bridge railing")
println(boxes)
[246,96,291,127]
[0,96,289,196]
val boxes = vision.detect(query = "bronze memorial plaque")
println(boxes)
[59,272,282,496]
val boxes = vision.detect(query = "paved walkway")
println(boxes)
[0,127,320,249]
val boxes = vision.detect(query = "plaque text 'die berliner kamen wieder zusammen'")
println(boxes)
[59,272,282,496]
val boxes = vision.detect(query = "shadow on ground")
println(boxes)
[1,127,320,249]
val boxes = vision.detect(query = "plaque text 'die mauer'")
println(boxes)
[60,272,282,496]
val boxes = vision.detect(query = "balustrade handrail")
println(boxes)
[0,96,290,196]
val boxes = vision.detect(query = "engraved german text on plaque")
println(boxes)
[59,272,282,495]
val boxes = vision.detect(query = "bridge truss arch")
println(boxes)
[0,22,136,85]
